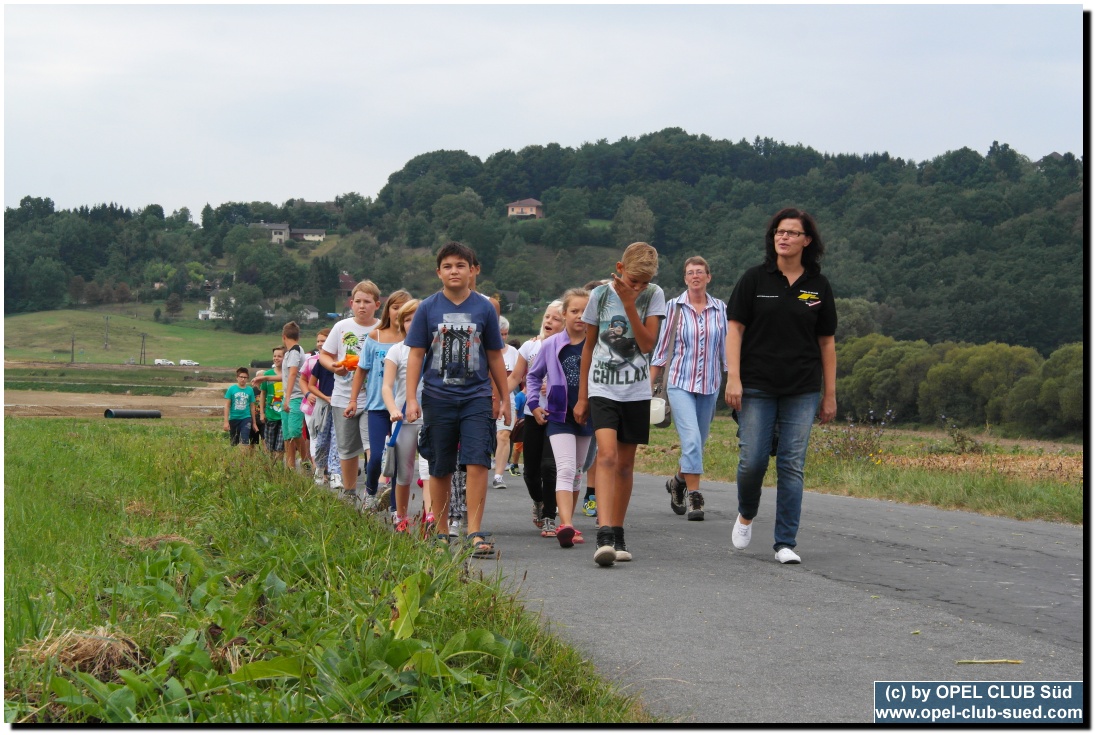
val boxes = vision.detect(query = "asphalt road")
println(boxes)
[470,473,1084,723]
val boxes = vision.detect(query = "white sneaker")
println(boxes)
[732,516,752,549]
[775,547,801,564]
[329,474,343,490]
[492,475,506,489]
[362,494,379,512]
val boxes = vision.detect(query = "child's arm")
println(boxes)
[404,347,426,423]
[486,349,512,425]
[613,275,662,354]
[508,353,528,393]
[223,397,231,432]
[285,365,301,412]
[346,365,367,418]
[381,357,402,422]
[573,333,597,427]
[250,391,258,425]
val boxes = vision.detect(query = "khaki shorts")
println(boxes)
[332,407,370,460]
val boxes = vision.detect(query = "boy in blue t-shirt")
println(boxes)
[405,241,512,558]
[224,367,258,452]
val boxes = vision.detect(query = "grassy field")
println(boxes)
[635,417,1083,525]
[4,418,651,724]
[4,309,335,368]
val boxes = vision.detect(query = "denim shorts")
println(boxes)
[418,393,496,477]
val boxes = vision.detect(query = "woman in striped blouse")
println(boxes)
[650,256,729,521]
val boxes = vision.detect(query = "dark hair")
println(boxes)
[436,241,476,269]
[764,208,825,273]
[236,366,250,377]
[282,321,300,340]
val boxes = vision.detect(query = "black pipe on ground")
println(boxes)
[104,409,162,419]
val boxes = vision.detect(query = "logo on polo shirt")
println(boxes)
[797,292,822,307]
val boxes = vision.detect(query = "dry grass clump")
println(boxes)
[118,534,193,550]
[882,453,1083,483]
[17,625,144,682]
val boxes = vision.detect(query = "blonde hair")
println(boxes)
[379,289,412,331]
[396,298,420,336]
[538,300,564,340]
[351,279,381,302]
[621,242,659,280]
[560,287,590,314]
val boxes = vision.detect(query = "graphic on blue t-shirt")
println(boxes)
[430,313,481,385]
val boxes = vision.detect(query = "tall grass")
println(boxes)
[5,419,650,723]
[635,416,1082,525]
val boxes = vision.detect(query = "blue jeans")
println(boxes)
[667,386,718,475]
[735,388,820,550]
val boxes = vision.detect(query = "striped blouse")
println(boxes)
[650,291,728,396]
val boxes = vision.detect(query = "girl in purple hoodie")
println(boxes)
[527,288,592,548]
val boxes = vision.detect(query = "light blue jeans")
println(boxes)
[667,386,719,475]
[735,388,820,550]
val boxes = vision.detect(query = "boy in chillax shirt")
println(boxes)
[404,241,512,558]
[575,241,666,566]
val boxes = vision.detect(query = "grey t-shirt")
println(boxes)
[282,344,305,403]
[580,282,666,403]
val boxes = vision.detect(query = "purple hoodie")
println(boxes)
[525,331,583,424]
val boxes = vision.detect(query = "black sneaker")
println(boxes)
[687,490,705,521]
[612,526,632,562]
[666,474,686,515]
[594,527,617,566]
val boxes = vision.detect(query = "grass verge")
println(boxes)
[635,417,1082,525]
[4,418,650,723]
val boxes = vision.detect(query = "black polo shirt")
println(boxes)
[727,262,837,396]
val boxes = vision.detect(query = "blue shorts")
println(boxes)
[418,393,496,477]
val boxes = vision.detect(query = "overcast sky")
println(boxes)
[4,4,1085,218]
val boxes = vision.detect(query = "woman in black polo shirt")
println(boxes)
[724,207,837,564]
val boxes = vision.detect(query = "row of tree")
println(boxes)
[5,129,1083,355]
[836,334,1082,438]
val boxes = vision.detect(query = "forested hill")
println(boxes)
[372,130,1083,355]
[4,128,1083,355]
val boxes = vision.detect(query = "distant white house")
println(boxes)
[249,221,291,244]
[205,290,232,320]
[299,305,320,322]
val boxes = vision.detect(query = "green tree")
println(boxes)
[165,292,184,319]
[24,257,69,312]
[232,304,266,334]
[611,195,656,247]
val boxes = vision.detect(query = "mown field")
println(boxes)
[3,309,328,368]
[4,418,651,724]
[636,419,1083,525]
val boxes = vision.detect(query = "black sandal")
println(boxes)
[465,531,497,559]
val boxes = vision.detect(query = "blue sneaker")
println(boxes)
[582,495,597,517]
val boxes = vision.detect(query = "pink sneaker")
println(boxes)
[572,528,585,544]
[394,516,410,533]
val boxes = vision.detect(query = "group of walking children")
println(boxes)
[223,205,838,567]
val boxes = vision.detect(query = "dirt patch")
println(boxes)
[4,387,225,418]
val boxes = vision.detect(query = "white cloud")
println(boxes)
[4,4,1083,215]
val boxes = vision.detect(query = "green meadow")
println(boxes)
[4,418,650,724]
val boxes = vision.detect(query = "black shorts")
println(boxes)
[590,396,651,446]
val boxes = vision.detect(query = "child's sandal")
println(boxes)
[465,531,497,559]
